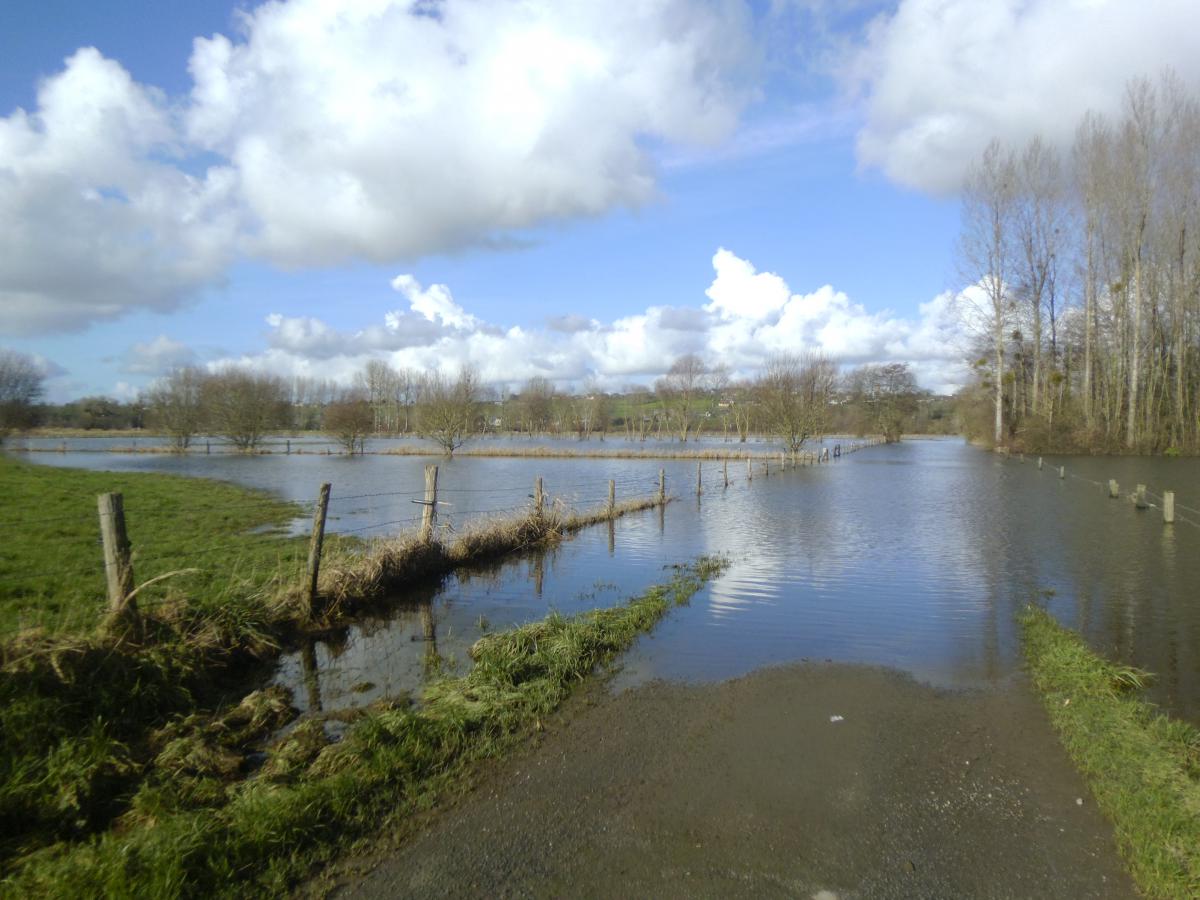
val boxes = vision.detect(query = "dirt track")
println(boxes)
[323,664,1134,899]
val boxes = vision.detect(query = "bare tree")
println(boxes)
[958,139,1018,445]
[144,367,206,451]
[655,353,709,442]
[417,366,480,456]
[323,390,374,455]
[754,353,836,453]
[202,367,290,451]
[846,362,920,442]
[518,376,556,434]
[0,349,44,440]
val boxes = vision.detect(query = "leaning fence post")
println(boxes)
[420,465,439,541]
[306,483,331,613]
[1108,479,1120,499]
[98,492,135,619]
[1163,491,1175,525]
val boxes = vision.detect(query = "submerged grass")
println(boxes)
[1019,606,1200,899]
[3,556,728,897]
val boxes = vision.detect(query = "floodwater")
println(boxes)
[13,437,1200,722]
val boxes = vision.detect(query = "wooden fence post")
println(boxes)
[98,492,135,619]
[747,457,753,482]
[1037,457,1043,470]
[306,483,331,613]
[1134,484,1148,509]
[608,479,616,516]
[723,459,729,488]
[420,465,439,541]
[658,469,666,504]
[1108,479,1119,498]
[1058,466,1065,479]
[1163,491,1175,525]
[696,462,702,497]
[534,476,545,521]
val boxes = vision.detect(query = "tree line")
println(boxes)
[0,349,948,454]
[957,72,1200,454]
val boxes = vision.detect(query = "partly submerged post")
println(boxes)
[98,492,135,619]
[1134,484,1148,510]
[607,478,616,516]
[1058,466,1065,479]
[1163,491,1175,525]
[534,476,545,521]
[747,457,753,482]
[658,469,666,504]
[306,482,331,613]
[1109,479,1120,499]
[420,465,439,541]
[696,462,702,497]
[1037,457,1043,471]
[723,459,729,488]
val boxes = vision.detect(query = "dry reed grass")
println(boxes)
[313,493,667,619]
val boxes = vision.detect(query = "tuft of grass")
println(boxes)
[1019,605,1200,899]
[2,557,728,897]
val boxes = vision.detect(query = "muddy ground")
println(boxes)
[317,664,1134,899]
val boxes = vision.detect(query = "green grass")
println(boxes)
[2,557,728,897]
[0,455,309,636]
[1019,605,1200,899]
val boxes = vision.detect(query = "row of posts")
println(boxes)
[97,440,877,623]
[1028,455,1177,525]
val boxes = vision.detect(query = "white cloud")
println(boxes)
[120,334,198,374]
[209,249,971,393]
[185,0,753,266]
[848,0,1200,191]
[0,48,238,335]
[1,1,753,335]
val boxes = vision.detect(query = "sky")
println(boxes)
[2,0,1199,402]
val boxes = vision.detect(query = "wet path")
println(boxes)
[322,664,1134,899]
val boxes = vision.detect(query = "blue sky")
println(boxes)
[2,0,1197,401]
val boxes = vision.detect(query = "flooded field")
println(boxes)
[15,437,1200,722]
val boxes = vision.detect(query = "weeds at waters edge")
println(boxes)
[2,557,728,898]
[1019,606,1200,899]
[312,494,666,617]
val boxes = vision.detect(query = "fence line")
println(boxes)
[1003,450,1197,531]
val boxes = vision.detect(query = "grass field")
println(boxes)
[0,455,310,637]
[1020,605,1200,899]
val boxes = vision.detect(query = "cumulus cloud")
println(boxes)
[209,248,971,393]
[119,334,198,374]
[1,1,753,334]
[848,0,1200,192]
[0,48,238,335]
[187,0,753,266]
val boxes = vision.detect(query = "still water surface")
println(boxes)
[17,438,1200,722]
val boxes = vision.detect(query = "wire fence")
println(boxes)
[1003,452,1200,532]
[0,440,884,640]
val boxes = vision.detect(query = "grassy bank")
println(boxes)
[3,558,727,897]
[0,455,308,637]
[0,455,674,879]
[1019,606,1200,899]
